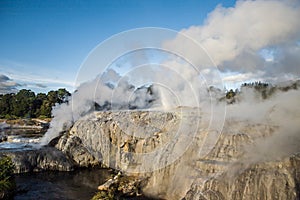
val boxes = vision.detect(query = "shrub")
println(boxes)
[0,156,15,199]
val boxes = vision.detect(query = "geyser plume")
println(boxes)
[41,41,223,145]
[41,69,159,144]
[40,0,300,199]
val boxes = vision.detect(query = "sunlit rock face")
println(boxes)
[58,109,300,200]
[66,110,184,172]
[55,134,99,167]
[183,155,300,200]
[182,122,300,200]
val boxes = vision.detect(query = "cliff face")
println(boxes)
[183,134,300,200]
[182,120,300,200]
[58,109,300,200]
[65,110,196,173]
[184,155,300,200]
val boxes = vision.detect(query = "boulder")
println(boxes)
[0,147,74,173]
[0,133,7,143]
[55,134,100,167]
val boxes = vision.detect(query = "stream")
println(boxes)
[0,128,113,200]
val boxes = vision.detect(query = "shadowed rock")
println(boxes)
[0,147,74,173]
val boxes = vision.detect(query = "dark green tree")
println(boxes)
[0,94,13,117]
[11,89,35,118]
[39,100,52,117]
[32,93,47,117]
[57,88,71,104]
[0,88,71,119]
[47,90,59,106]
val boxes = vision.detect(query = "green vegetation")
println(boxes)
[92,174,150,200]
[92,190,116,200]
[0,88,71,119]
[0,156,15,199]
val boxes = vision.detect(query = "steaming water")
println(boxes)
[0,129,44,151]
[0,129,113,200]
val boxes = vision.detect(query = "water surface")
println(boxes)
[14,168,113,200]
[0,129,113,200]
[0,129,44,151]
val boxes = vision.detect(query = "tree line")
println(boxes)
[0,88,71,119]
[225,80,299,104]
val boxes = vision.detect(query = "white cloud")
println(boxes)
[0,61,75,93]
[223,71,265,83]
[0,74,21,94]
[163,0,300,84]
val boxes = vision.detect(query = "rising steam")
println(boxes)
[41,0,300,182]
[235,88,300,164]
[39,1,300,199]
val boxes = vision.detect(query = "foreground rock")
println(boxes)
[0,131,101,174]
[93,172,157,200]
[184,154,300,200]
[55,134,100,167]
[0,133,7,143]
[181,121,300,200]
[0,147,74,173]
[55,109,300,199]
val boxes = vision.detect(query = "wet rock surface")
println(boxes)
[0,147,74,173]
[0,130,100,174]
[0,133,7,142]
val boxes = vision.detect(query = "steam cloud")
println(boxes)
[42,0,300,171]
[39,2,300,199]
[164,0,300,82]
[234,88,300,163]
[40,69,160,144]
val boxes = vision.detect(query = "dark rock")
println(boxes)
[0,147,75,173]
[0,133,7,143]
[47,131,65,147]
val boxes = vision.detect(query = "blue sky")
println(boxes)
[0,0,242,94]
